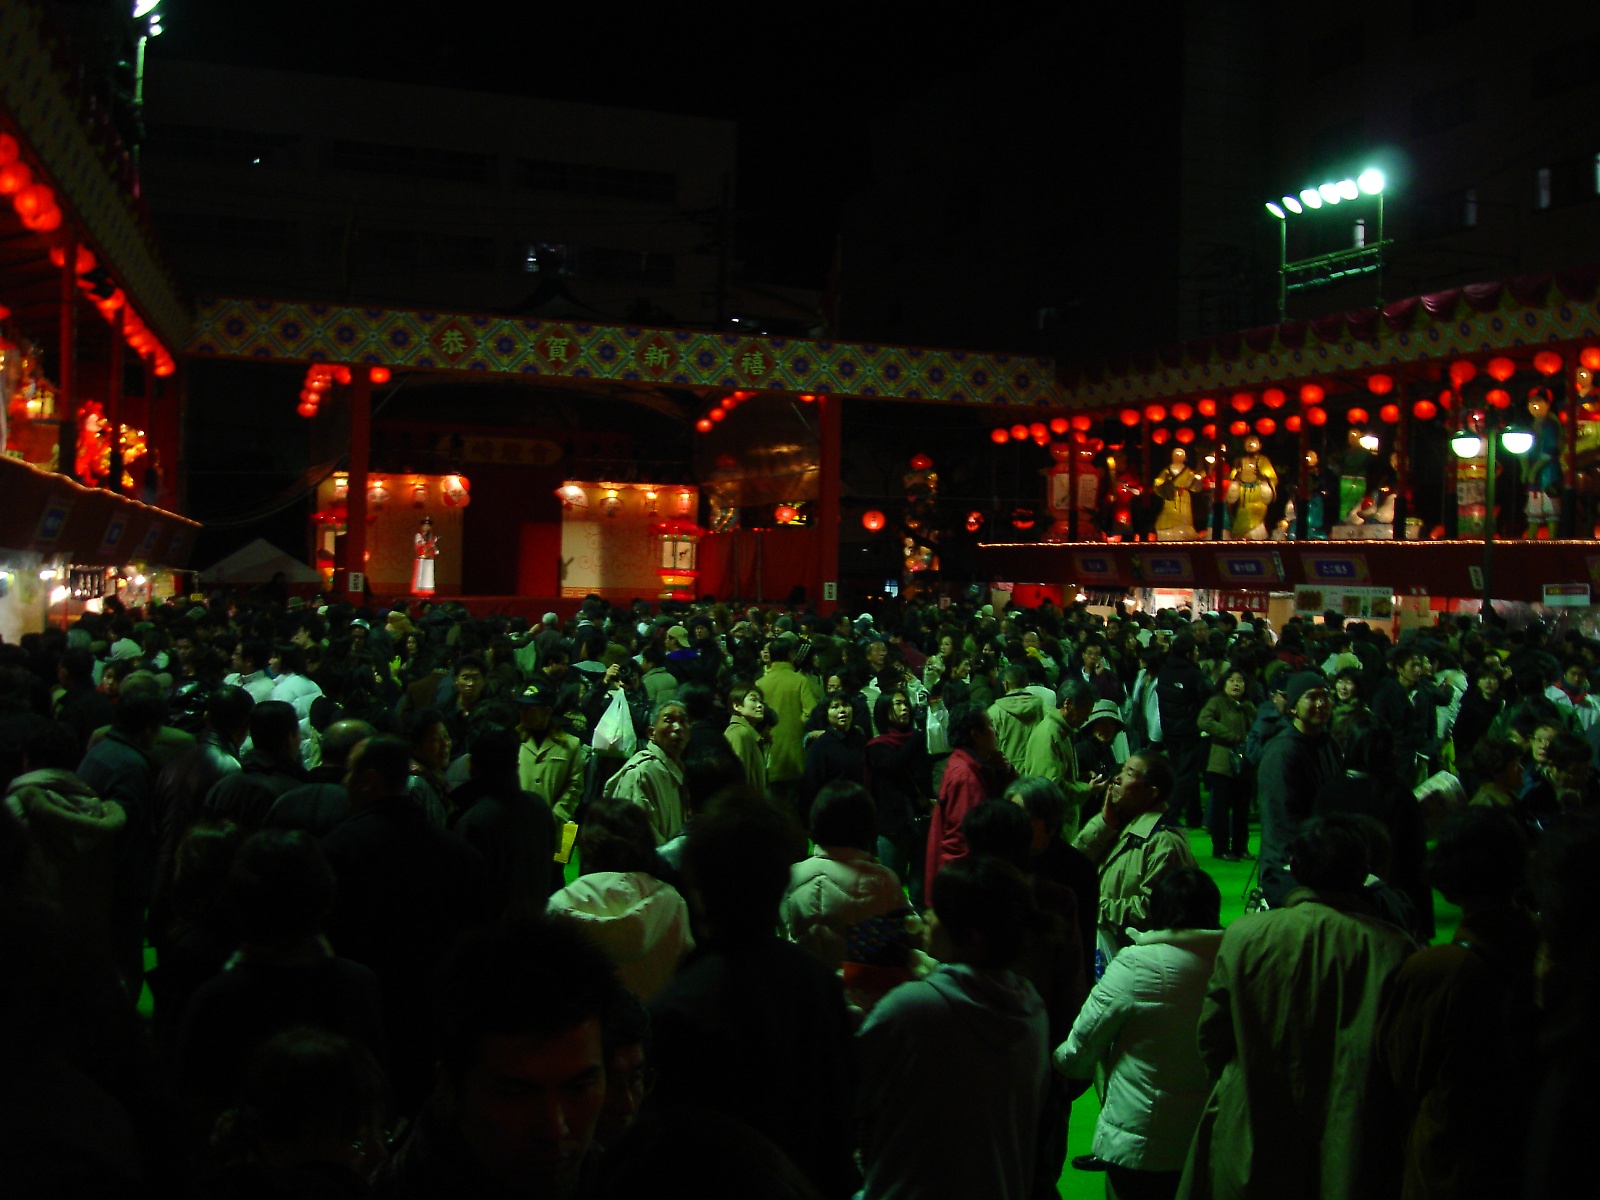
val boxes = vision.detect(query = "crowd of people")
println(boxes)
[1,585,1596,1199]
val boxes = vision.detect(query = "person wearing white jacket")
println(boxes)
[1053,866,1224,1200]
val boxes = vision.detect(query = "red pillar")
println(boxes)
[816,393,841,616]
[107,307,126,493]
[57,232,77,479]
[345,373,372,602]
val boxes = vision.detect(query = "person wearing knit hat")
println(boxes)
[1256,671,1339,907]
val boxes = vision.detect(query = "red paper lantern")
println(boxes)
[798,393,815,402]
[1175,426,1195,444]
[369,366,392,383]
[1581,347,1600,371]
[1011,508,1036,530]
[1307,406,1328,426]
[23,206,61,232]
[1197,398,1217,417]
[1070,414,1092,432]
[12,182,52,219]
[1347,407,1369,425]
[1486,388,1511,409]
[1534,350,1563,376]
[965,510,985,532]
[1262,388,1286,409]
[1285,414,1303,432]
[1229,420,1250,437]
[1300,383,1325,405]
[0,161,31,194]
[709,407,726,422]
[0,133,15,166]
[1230,392,1253,413]
[1486,356,1516,382]
[332,365,352,385]
[1152,427,1170,444]
[1367,373,1394,396]
[1028,422,1048,440]
[1413,399,1438,420]
[1255,417,1276,436]
[1119,409,1141,427]
[1144,404,1166,423]
[1048,417,1069,435]
[774,505,798,523]
[1011,423,1030,439]
[862,510,886,532]
[696,418,714,433]
[1448,361,1476,387]
[1170,402,1192,421]
[990,427,1010,444]
[297,399,317,418]
[1379,404,1400,423]
[909,453,934,470]
[49,245,97,274]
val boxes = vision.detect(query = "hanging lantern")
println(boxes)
[1143,404,1166,423]
[332,472,349,500]
[709,407,726,422]
[555,483,588,508]
[333,365,352,385]
[909,453,934,471]
[1438,388,1454,410]
[1347,407,1369,425]
[12,182,52,220]
[1070,413,1092,432]
[442,474,471,507]
[1175,426,1195,444]
[1486,388,1511,409]
[1027,422,1048,441]
[653,519,703,600]
[1152,427,1170,444]
[1170,402,1192,422]
[601,488,622,517]
[1379,404,1400,423]
[1412,399,1438,420]
[965,510,985,533]
[990,427,1010,444]
[1307,406,1328,426]
[1300,383,1325,405]
[1255,417,1276,436]
[296,399,317,418]
[1533,350,1563,376]
[1230,392,1254,413]
[1011,508,1036,530]
[368,480,390,510]
[696,418,714,433]
[0,160,31,194]
[369,365,392,383]
[1285,414,1303,432]
[862,509,887,532]
[675,490,694,516]
[1197,397,1217,417]
[1448,361,1476,387]
[1003,422,1024,440]
[1367,373,1394,396]
[1048,417,1069,435]
[1229,420,1250,436]
[1581,347,1600,371]
[1486,356,1516,382]
[1115,409,1138,427]
[1202,423,1218,439]
[21,202,60,232]
[1262,388,1286,409]
[774,504,799,523]
[411,482,427,508]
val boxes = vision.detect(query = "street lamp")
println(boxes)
[1265,167,1389,319]
[1452,420,1532,622]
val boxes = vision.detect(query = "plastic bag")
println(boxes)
[592,689,637,758]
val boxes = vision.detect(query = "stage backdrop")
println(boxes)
[317,474,464,595]
[559,482,699,601]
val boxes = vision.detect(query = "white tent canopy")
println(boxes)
[198,538,321,584]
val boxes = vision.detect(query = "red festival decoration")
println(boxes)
[1070,414,1093,432]
[1010,423,1030,440]
[1448,361,1476,388]
[1229,420,1249,437]
[1581,347,1600,371]
[1175,426,1195,444]
[1306,406,1328,426]
[909,453,933,470]
[1299,383,1325,405]
[862,510,886,531]
[1119,409,1141,427]
[1230,392,1253,413]
[1284,414,1303,432]
[1533,350,1563,376]
[1347,407,1369,425]
[1197,397,1217,417]
[1486,388,1511,409]
[1049,417,1069,435]
[1413,399,1438,420]
[1379,404,1400,423]
[1255,417,1276,436]
[369,366,392,384]
[1151,427,1170,444]
[1144,404,1166,423]
[990,427,1010,444]
[1170,402,1192,421]
[1487,356,1516,382]
[965,510,985,532]
[1367,373,1394,396]
[1261,388,1286,409]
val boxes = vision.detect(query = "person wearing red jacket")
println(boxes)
[925,703,1017,904]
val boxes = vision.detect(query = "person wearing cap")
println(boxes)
[1074,699,1126,786]
[603,699,690,845]
[1023,679,1108,838]
[762,633,823,816]
[1256,672,1340,907]
[514,679,587,833]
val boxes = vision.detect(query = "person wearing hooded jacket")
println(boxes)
[988,663,1044,770]
[857,856,1049,1200]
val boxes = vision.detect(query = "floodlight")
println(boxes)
[1357,168,1385,195]
[1300,188,1322,210]
[1500,429,1534,455]
[133,1,161,16]
[1358,433,1380,451]
[1266,202,1286,219]
[1319,183,1342,204]
[1450,432,1483,459]
[1337,179,1359,200]
[1282,195,1302,214]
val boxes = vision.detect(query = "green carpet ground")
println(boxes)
[138,823,1458,1199]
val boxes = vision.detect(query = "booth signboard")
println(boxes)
[1300,550,1371,585]
[1216,550,1283,585]
[1543,584,1591,608]
[1071,551,1122,584]
[1217,590,1270,611]
[1131,552,1195,585]
[1295,585,1394,619]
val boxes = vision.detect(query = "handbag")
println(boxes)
[591,689,638,759]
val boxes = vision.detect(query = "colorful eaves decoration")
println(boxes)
[188,297,1059,408]
[1057,269,1600,408]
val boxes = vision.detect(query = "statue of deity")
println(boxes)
[1153,447,1202,540]
[1225,436,1277,540]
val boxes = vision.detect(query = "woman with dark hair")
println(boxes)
[1313,712,1432,940]
[546,796,693,1001]
[1054,866,1223,1200]
[1197,667,1255,862]
[1451,666,1505,778]
[864,690,932,882]
[924,703,1017,905]
[800,691,867,827]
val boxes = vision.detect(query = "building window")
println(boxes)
[147,123,293,166]
[522,242,674,284]
[1410,81,1475,138]
[518,159,677,204]
[1413,186,1479,238]
[1533,155,1599,211]
[325,140,493,184]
